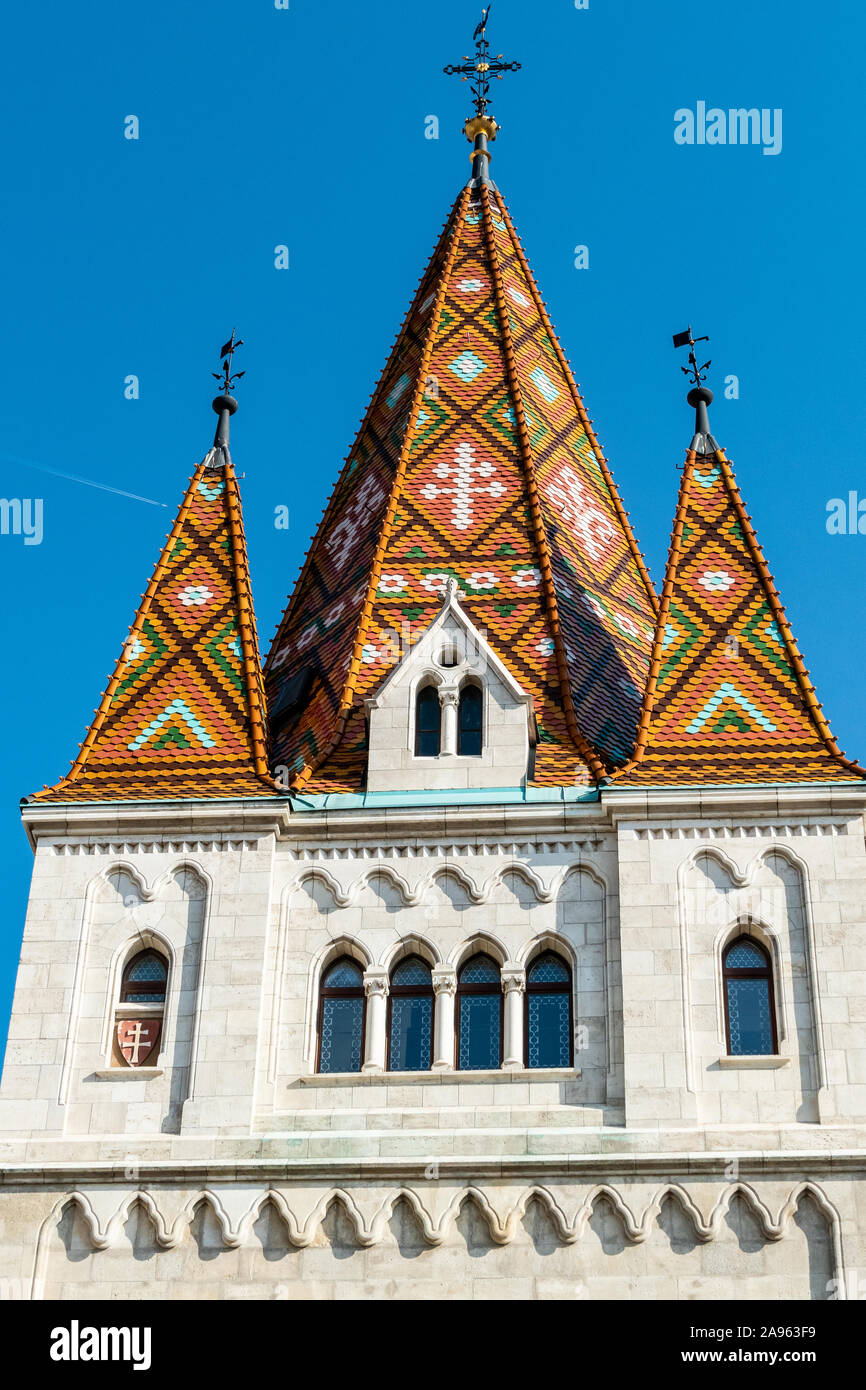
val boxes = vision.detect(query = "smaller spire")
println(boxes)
[673,326,718,452]
[444,6,521,188]
[210,330,244,461]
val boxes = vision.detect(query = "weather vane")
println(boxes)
[443,5,521,119]
[213,329,245,395]
[672,326,711,387]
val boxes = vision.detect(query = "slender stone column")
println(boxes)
[440,689,459,756]
[501,964,526,1071]
[362,969,389,1073]
[431,967,457,1070]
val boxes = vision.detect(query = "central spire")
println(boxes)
[444,6,521,188]
[265,29,658,792]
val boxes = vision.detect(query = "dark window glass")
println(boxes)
[388,956,433,1072]
[723,937,776,1056]
[318,956,365,1073]
[457,953,501,1070]
[526,952,572,1068]
[415,685,441,757]
[458,684,483,757]
[121,950,167,1004]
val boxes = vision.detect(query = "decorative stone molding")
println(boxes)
[50,838,261,856]
[432,968,457,997]
[501,966,527,995]
[287,859,607,910]
[289,837,604,862]
[633,823,849,841]
[362,970,390,1000]
[27,1177,845,1269]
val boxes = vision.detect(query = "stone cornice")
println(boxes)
[20,800,291,850]
[2,1149,866,1185]
[602,783,866,824]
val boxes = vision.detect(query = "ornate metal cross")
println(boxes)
[443,5,521,118]
[213,329,245,394]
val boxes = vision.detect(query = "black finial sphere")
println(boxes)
[212,394,239,416]
[687,386,713,408]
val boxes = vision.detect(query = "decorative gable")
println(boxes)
[365,580,534,793]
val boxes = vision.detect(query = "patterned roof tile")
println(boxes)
[617,447,865,785]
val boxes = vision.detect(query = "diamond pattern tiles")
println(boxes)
[618,449,865,785]
[264,190,468,787]
[33,460,276,801]
[265,183,658,792]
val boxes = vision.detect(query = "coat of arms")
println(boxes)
[116,1019,161,1068]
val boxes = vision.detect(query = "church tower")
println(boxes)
[1,17,865,1302]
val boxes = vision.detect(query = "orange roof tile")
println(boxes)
[265,182,658,792]
[32,454,277,802]
[616,446,865,785]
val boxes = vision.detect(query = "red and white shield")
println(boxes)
[116,1019,161,1068]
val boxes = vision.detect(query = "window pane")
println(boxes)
[459,994,500,1070]
[323,959,363,988]
[391,957,431,986]
[459,954,500,984]
[416,687,441,757]
[389,995,433,1071]
[528,954,570,984]
[458,686,483,757]
[725,941,767,970]
[128,956,166,982]
[528,993,571,1068]
[319,996,364,1073]
[726,978,773,1055]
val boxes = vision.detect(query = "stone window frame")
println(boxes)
[714,918,785,1057]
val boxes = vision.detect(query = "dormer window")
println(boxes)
[415,684,442,757]
[457,683,483,756]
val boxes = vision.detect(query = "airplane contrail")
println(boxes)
[2,452,168,507]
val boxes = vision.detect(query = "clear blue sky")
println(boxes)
[1,0,864,1049]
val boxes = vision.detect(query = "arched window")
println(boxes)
[318,957,365,1074]
[723,937,777,1056]
[458,683,483,757]
[526,952,572,1068]
[388,956,433,1072]
[457,953,502,1071]
[113,948,168,1069]
[415,685,441,757]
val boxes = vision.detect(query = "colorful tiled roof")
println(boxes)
[617,445,865,785]
[32,450,277,802]
[265,182,658,792]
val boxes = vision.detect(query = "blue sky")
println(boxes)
[1,0,864,1049]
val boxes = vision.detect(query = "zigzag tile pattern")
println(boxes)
[33,459,275,801]
[619,449,864,784]
[266,183,656,791]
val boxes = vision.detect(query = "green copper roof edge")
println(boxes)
[288,786,600,812]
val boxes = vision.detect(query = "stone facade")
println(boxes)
[1,780,865,1300]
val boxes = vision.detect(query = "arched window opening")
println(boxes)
[415,685,441,757]
[388,956,433,1072]
[318,957,365,1074]
[113,948,168,1069]
[723,937,777,1056]
[457,953,502,1071]
[457,683,483,757]
[526,952,572,1069]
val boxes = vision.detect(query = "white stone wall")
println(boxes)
[1,787,864,1299]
